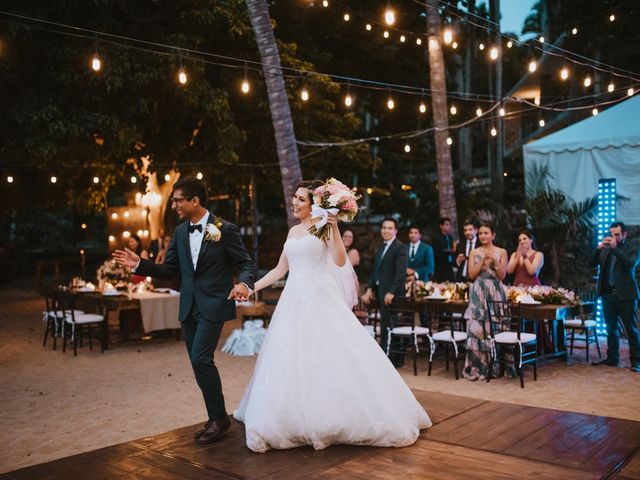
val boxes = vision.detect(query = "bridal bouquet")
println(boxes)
[309,178,360,240]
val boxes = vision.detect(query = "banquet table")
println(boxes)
[414,298,591,362]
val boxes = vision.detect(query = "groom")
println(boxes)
[114,177,255,444]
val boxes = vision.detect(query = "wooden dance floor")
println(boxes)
[5,390,640,480]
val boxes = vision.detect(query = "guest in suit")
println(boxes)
[508,230,544,286]
[361,218,408,363]
[590,222,640,372]
[407,225,434,281]
[432,217,455,282]
[455,220,478,282]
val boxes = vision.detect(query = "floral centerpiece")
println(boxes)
[309,178,360,240]
[97,259,130,285]
[507,285,578,305]
[413,281,469,301]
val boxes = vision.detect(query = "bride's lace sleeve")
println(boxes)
[327,259,360,309]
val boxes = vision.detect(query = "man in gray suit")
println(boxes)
[115,177,256,442]
[590,222,640,372]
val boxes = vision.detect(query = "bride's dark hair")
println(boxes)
[296,180,324,202]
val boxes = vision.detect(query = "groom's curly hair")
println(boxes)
[173,177,208,207]
[296,180,324,202]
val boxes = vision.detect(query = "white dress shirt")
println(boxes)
[409,241,420,279]
[462,237,476,278]
[189,211,209,269]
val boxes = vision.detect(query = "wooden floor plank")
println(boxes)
[411,390,485,425]
[615,449,640,479]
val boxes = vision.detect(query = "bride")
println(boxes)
[233,180,431,453]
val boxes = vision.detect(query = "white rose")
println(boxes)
[206,223,222,241]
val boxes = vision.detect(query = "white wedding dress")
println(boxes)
[233,234,431,453]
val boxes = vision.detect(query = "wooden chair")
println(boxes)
[42,287,84,351]
[564,290,601,362]
[426,302,467,380]
[386,297,431,375]
[56,291,108,356]
[487,300,537,388]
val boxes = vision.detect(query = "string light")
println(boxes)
[475,107,483,117]
[404,143,411,153]
[419,101,427,114]
[384,4,395,26]
[452,41,458,49]
[196,172,203,180]
[416,38,422,45]
[343,13,350,22]
[529,60,537,73]
[164,173,171,181]
[130,176,137,183]
[50,176,57,183]
[584,76,592,87]
[344,92,353,107]
[400,35,406,43]
[108,235,115,243]
[241,78,250,94]
[538,36,545,43]
[507,40,513,48]
[123,230,131,238]
[91,53,101,72]
[489,46,498,60]
[178,66,187,85]
[124,210,130,218]
[560,67,569,80]
[499,107,505,116]
[443,28,453,44]
[539,119,546,127]
[478,42,485,51]
[386,96,395,110]
[609,14,615,22]
[534,95,541,105]
[300,87,310,102]
[571,27,578,35]
[446,137,453,145]
[383,31,390,39]
[81,223,87,230]
[322,0,328,7]
[592,107,599,116]
[365,23,372,31]
[111,212,118,219]
[450,105,457,115]
[490,126,497,136]
[628,87,635,96]
[93,176,99,184]
[608,82,615,92]
[7,176,14,183]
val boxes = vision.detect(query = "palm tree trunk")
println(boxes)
[490,0,504,200]
[458,0,475,175]
[426,0,459,237]
[245,0,302,227]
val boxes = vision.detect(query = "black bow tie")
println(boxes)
[188,224,202,234]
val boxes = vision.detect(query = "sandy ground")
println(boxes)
[1,287,639,473]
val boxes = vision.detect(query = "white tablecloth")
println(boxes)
[129,291,181,333]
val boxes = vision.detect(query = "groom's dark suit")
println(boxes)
[134,213,255,420]
[368,238,408,361]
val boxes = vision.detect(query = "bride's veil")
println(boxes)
[327,257,360,309]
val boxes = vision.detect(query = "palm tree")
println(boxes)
[426,0,459,236]
[245,0,302,227]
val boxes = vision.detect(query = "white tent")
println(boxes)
[523,95,640,224]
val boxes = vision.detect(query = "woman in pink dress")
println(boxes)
[508,230,544,286]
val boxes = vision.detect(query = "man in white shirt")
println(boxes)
[455,220,478,282]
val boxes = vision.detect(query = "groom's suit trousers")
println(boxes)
[182,303,226,421]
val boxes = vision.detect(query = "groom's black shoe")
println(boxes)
[591,357,618,366]
[198,415,231,445]
[194,420,213,439]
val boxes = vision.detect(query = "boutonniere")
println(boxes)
[204,217,223,243]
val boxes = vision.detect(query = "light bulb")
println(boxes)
[91,53,101,72]
[584,76,592,87]
[452,41,458,49]
[529,60,537,73]
[7,175,14,183]
[503,171,508,177]
[124,211,130,218]
[571,27,578,35]
[416,38,422,45]
[489,47,498,60]
[50,176,57,184]
[607,82,615,92]
[419,102,426,113]
[108,235,115,242]
[400,35,406,43]
[628,87,635,96]
[196,172,203,180]
[164,174,171,181]
[241,79,250,94]
[539,119,546,127]
[365,24,372,31]
[130,176,137,184]
[387,97,395,110]
[443,29,453,44]
[404,144,411,153]
[300,88,309,102]
[560,67,569,80]
[609,14,615,22]
[93,176,99,184]
[490,127,497,136]
[384,7,395,26]
[136,229,143,237]
[343,13,350,21]
[499,107,506,116]
[592,108,599,116]
[344,93,353,107]
[539,36,545,43]
[479,42,485,51]
[383,31,390,39]
[178,67,187,85]
[475,107,483,117]
[534,96,541,105]
[123,231,131,238]
[507,40,513,48]
[322,0,328,7]
[446,137,453,145]
[450,105,457,115]
[111,213,118,219]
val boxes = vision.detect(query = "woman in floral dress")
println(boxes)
[463,223,511,381]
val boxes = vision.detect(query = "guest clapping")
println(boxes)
[508,230,543,286]
[127,234,149,284]
[341,229,360,268]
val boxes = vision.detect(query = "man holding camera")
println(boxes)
[590,222,640,372]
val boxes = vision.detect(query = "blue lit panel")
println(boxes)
[596,178,617,334]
